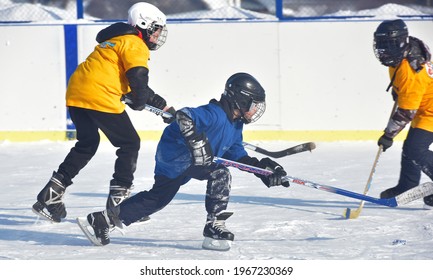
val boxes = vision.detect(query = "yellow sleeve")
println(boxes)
[66,35,151,113]
[118,35,150,72]
[393,60,427,110]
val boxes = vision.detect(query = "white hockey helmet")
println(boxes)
[127,2,167,50]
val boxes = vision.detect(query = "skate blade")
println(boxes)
[132,216,151,226]
[424,204,433,210]
[137,216,150,223]
[112,216,151,235]
[202,237,232,251]
[111,225,126,236]
[76,217,104,246]
[32,206,59,223]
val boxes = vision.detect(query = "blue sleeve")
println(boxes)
[179,106,217,134]
[180,103,246,159]
[222,131,248,161]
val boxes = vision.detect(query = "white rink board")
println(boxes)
[1,20,433,134]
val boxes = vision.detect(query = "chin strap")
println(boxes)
[386,64,401,92]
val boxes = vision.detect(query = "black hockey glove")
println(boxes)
[163,107,176,124]
[177,110,213,166]
[257,158,290,188]
[378,134,393,152]
[147,94,167,110]
[122,93,146,110]
[187,132,214,166]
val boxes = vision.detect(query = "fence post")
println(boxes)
[76,0,84,19]
[64,24,78,140]
[275,0,283,20]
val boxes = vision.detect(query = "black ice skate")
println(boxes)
[106,185,150,224]
[202,212,234,251]
[77,210,114,246]
[106,185,132,210]
[380,186,406,199]
[424,194,433,210]
[32,171,67,223]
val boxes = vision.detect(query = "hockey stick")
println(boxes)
[343,146,383,219]
[242,142,316,158]
[143,104,315,158]
[143,104,173,118]
[343,100,398,219]
[213,157,433,208]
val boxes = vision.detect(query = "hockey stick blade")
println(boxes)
[343,147,383,219]
[142,105,316,158]
[242,142,316,158]
[343,102,397,219]
[213,157,433,208]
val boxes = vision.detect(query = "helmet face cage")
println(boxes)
[374,35,408,67]
[227,89,266,124]
[246,100,266,124]
[143,23,167,50]
[373,20,409,67]
[224,73,266,124]
[128,3,167,50]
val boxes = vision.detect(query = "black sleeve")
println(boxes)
[384,107,416,138]
[125,66,155,111]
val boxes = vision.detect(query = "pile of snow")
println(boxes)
[1,1,432,22]
[169,5,277,20]
[281,3,432,19]
[0,0,97,22]
[327,3,432,19]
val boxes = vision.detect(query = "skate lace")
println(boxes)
[213,220,229,233]
[100,227,110,240]
[93,212,112,241]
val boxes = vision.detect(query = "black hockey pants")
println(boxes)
[395,127,433,191]
[118,164,232,226]
[58,107,140,187]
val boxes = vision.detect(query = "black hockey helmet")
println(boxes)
[223,72,266,124]
[373,19,409,67]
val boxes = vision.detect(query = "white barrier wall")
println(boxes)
[1,25,66,131]
[1,20,433,141]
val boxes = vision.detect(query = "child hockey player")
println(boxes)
[77,72,290,251]
[32,2,175,223]
[373,19,433,208]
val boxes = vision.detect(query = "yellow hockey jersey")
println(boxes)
[66,34,150,113]
[390,59,433,132]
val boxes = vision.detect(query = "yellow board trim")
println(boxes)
[242,130,408,142]
[0,130,408,142]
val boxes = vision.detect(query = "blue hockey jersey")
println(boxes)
[154,102,248,179]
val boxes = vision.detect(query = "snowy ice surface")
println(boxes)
[1,140,433,278]
[1,140,433,257]
[1,1,433,279]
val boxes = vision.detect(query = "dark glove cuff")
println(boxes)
[237,155,260,167]
[258,157,281,171]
